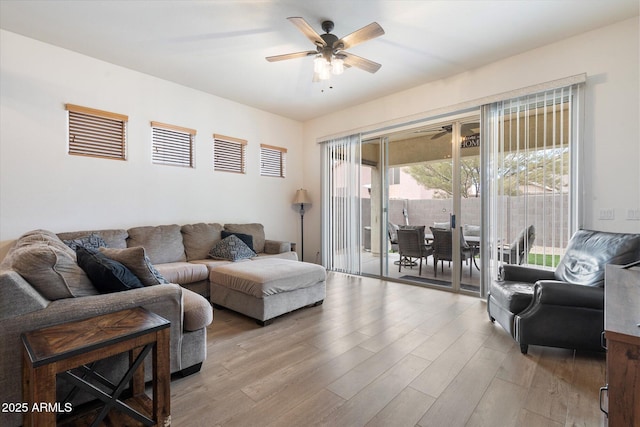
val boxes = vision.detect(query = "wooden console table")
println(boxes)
[21,307,170,427]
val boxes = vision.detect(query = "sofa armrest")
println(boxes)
[502,264,556,283]
[0,284,186,427]
[18,284,185,334]
[533,280,604,309]
[0,270,49,320]
[264,239,291,254]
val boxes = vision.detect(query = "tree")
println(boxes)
[404,157,480,198]
[403,148,568,198]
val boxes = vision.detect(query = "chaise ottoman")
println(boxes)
[209,258,326,326]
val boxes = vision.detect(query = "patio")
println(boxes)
[360,249,481,293]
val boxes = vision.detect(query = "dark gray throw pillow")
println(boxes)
[76,246,144,293]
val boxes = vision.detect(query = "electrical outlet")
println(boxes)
[627,209,640,220]
[599,209,615,220]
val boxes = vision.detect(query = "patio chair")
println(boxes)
[397,226,433,275]
[388,222,400,252]
[499,225,535,265]
[429,227,473,278]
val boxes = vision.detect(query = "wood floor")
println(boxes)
[171,273,606,427]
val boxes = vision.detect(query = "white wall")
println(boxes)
[0,30,304,256]
[302,17,640,263]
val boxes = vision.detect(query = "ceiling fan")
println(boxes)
[266,17,384,80]
[431,125,453,140]
[429,123,480,140]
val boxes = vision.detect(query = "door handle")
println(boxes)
[599,385,608,416]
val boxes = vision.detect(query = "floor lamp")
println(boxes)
[292,189,311,261]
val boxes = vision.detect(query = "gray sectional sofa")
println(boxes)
[0,221,295,427]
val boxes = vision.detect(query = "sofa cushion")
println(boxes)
[57,229,128,249]
[209,235,256,262]
[99,246,169,286]
[181,223,224,261]
[221,230,254,252]
[11,243,98,300]
[209,258,326,298]
[63,234,108,251]
[127,224,186,264]
[182,288,214,331]
[224,223,265,253]
[76,247,144,293]
[154,262,209,285]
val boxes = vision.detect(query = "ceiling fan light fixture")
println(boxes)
[313,55,327,73]
[319,63,332,80]
[331,56,344,75]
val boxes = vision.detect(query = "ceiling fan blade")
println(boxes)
[287,17,326,47]
[431,125,453,140]
[337,22,385,50]
[266,51,316,62]
[341,52,381,73]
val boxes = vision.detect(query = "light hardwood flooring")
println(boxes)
[171,272,606,427]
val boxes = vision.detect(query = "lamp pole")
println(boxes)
[293,189,311,262]
[298,202,306,261]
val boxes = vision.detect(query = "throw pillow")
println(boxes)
[208,234,256,262]
[11,243,97,299]
[221,230,254,252]
[76,246,144,293]
[63,234,108,251]
[99,246,169,286]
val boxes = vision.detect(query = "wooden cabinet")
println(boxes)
[603,262,640,427]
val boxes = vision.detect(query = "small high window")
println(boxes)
[260,144,287,178]
[151,121,196,168]
[66,104,127,160]
[213,134,247,173]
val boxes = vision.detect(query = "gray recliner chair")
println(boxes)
[487,229,640,354]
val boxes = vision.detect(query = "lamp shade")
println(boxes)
[293,189,312,205]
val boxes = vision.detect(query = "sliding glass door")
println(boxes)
[321,80,582,298]
[324,113,482,295]
[374,115,481,294]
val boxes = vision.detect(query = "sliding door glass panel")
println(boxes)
[383,122,455,288]
[485,85,582,284]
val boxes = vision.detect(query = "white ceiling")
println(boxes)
[1,1,638,122]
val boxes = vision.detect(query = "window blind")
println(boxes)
[321,134,362,274]
[151,121,196,168]
[66,104,127,160]
[484,84,582,283]
[260,144,286,177]
[214,134,247,173]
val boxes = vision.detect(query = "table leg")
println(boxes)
[153,328,171,426]
[23,350,57,427]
